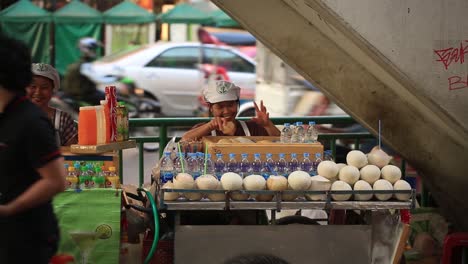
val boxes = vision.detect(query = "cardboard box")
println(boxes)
[202,136,323,162]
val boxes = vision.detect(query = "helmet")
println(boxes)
[78,37,102,59]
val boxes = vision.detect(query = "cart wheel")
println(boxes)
[275,215,320,225]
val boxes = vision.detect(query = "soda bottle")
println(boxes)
[251,153,263,175]
[239,153,251,177]
[289,153,299,171]
[66,166,79,190]
[305,121,319,143]
[301,153,313,175]
[227,153,239,174]
[93,167,106,188]
[86,163,95,188]
[106,166,120,189]
[312,153,323,176]
[280,123,292,143]
[291,122,304,143]
[187,153,201,179]
[276,153,288,176]
[214,153,226,180]
[79,166,91,189]
[160,151,175,184]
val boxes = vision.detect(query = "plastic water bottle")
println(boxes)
[227,153,239,174]
[324,150,334,161]
[276,153,288,176]
[196,152,205,167]
[239,153,251,177]
[259,153,273,179]
[312,153,323,176]
[160,152,175,184]
[289,153,299,171]
[291,122,304,143]
[301,153,313,175]
[305,121,319,143]
[203,153,215,175]
[187,153,201,179]
[251,153,263,175]
[280,123,292,143]
[214,153,225,180]
[174,152,187,174]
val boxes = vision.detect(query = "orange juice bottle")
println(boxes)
[106,166,120,189]
[78,106,97,145]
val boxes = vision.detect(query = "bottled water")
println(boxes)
[301,153,313,175]
[214,153,226,180]
[276,153,288,176]
[289,153,300,171]
[160,151,175,184]
[324,150,334,161]
[261,153,275,179]
[227,153,239,174]
[280,123,292,143]
[312,153,323,176]
[305,121,319,143]
[174,152,188,174]
[196,152,205,167]
[239,153,251,177]
[187,153,201,179]
[203,153,215,175]
[291,122,304,143]
[251,153,263,175]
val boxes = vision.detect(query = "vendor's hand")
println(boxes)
[209,117,228,131]
[0,204,14,217]
[251,100,270,127]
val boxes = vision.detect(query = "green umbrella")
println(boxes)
[53,0,103,24]
[157,3,212,24]
[103,0,155,24]
[0,0,51,22]
[211,9,239,28]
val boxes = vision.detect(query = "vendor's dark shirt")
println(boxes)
[192,120,269,137]
[0,95,61,261]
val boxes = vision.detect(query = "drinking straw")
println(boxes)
[177,142,185,173]
[378,120,382,149]
[204,143,208,175]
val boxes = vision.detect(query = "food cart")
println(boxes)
[139,136,414,264]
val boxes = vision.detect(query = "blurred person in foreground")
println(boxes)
[0,34,66,263]
[27,63,78,146]
[182,80,280,141]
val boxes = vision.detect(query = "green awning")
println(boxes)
[157,3,212,24]
[0,0,51,23]
[53,0,103,24]
[103,0,155,24]
[211,9,239,28]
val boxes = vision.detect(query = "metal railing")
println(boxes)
[124,116,381,186]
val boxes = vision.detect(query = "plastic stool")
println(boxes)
[441,232,468,264]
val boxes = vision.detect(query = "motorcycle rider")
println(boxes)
[63,37,108,106]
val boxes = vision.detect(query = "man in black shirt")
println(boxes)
[0,34,66,263]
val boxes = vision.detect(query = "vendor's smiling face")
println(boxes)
[26,75,54,108]
[210,100,238,121]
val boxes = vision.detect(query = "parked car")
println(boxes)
[89,42,256,116]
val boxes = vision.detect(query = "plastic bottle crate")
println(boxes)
[142,233,174,264]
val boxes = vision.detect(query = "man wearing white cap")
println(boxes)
[182,80,280,141]
[26,63,77,146]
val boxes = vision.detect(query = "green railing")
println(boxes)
[124,116,378,186]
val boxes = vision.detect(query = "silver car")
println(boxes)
[89,42,256,116]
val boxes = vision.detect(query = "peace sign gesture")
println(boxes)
[251,100,270,127]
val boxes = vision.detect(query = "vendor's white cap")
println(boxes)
[203,80,240,104]
[31,63,60,91]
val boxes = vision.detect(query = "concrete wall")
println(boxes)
[323,0,468,130]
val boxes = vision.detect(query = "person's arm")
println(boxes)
[251,100,281,136]
[0,157,66,217]
[181,117,233,141]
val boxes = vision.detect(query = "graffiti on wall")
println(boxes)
[434,40,468,91]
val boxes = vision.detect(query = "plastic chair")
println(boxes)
[441,232,468,264]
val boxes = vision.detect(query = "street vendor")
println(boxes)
[181,80,280,141]
[26,63,78,146]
